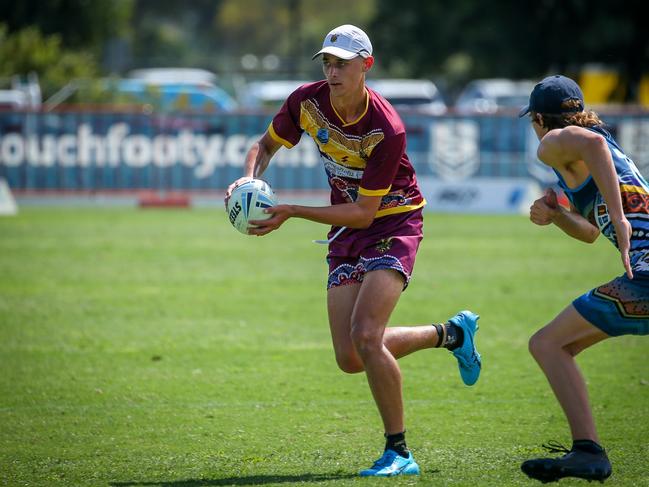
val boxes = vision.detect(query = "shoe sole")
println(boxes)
[369,468,420,477]
[522,465,612,483]
[452,311,481,385]
[359,463,420,477]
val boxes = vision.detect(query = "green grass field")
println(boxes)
[1,208,647,486]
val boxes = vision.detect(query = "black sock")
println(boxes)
[572,439,604,454]
[433,324,444,347]
[385,431,409,458]
[444,323,464,350]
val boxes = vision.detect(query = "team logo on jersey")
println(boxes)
[317,128,329,144]
[375,237,394,253]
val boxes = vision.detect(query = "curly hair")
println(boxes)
[531,99,603,130]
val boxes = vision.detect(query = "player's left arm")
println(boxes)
[542,127,633,278]
[249,130,403,235]
[248,195,382,236]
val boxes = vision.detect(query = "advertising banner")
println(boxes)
[418,177,542,214]
[1,111,647,196]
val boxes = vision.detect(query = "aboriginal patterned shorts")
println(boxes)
[573,272,649,336]
[326,209,423,290]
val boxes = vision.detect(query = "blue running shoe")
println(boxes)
[359,449,420,477]
[448,310,481,386]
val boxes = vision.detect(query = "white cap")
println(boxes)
[312,24,373,60]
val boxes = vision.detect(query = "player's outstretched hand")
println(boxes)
[223,176,254,210]
[612,216,634,279]
[530,188,560,226]
[248,204,293,236]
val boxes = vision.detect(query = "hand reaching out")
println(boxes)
[611,216,634,279]
[248,204,293,236]
[530,188,560,226]
[223,176,254,210]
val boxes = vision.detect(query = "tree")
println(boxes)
[370,0,649,101]
[214,0,376,77]
[0,0,133,55]
[0,24,97,98]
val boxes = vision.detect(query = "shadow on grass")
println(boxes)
[110,472,358,486]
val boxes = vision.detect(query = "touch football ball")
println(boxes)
[226,179,278,234]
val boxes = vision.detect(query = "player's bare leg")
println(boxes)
[328,281,364,373]
[328,288,442,374]
[528,305,609,442]
[327,269,480,476]
[328,270,422,476]
[348,268,406,434]
[522,304,612,482]
[328,284,480,385]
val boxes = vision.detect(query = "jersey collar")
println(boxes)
[330,87,369,127]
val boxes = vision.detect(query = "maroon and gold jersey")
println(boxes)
[268,80,425,218]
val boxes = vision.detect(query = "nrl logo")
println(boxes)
[428,121,480,181]
[330,34,338,43]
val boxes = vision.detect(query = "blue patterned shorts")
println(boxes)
[573,273,649,336]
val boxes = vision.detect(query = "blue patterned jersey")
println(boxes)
[552,125,649,275]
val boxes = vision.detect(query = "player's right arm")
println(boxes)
[245,131,283,179]
[537,126,633,277]
[530,188,600,243]
[226,85,304,208]
[224,131,282,207]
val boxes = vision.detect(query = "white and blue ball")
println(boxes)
[227,179,278,234]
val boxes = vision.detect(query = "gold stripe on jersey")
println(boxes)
[268,122,294,149]
[359,185,392,197]
[299,99,384,170]
[620,184,649,195]
[375,199,427,218]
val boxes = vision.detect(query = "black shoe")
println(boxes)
[521,442,612,483]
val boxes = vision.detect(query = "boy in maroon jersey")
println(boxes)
[225,24,481,477]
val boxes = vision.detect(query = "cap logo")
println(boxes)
[330,34,338,43]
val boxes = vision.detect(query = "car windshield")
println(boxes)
[493,94,530,108]
[386,96,437,105]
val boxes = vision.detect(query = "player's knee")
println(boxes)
[335,353,364,374]
[350,321,382,356]
[528,330,556,360]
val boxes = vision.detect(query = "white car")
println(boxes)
[455,78,536,114]
[127,68,219,87]
[239,80,311,110]
[367,78,447,115]
[0,90,28,110]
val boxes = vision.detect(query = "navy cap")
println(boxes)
[519,75,584,117]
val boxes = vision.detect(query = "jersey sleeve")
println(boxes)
[358,132,405,197]
[267,88,305,149]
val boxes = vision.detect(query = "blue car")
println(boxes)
[110,78,238,113]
